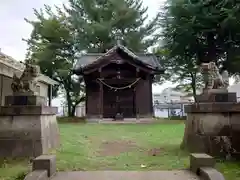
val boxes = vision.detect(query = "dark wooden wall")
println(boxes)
[85,80,102,118]
[84,63,154,119]
[135,75,153,118]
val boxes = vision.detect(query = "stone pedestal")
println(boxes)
[184,91,240,158]
[196,92,237,102]
[0,95,60,157]
[5,95,46,106]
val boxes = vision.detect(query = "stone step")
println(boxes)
[27,152,224,180]
[51,171,200,180]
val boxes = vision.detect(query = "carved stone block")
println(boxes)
[190,153,215,174]
[196,92,237,103]
[0,106,60,157]
[33,155,56,177]
[5,95,46,106]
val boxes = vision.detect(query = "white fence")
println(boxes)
[153,103,190,118]
[56,103,189,118]
[56,105,86,117]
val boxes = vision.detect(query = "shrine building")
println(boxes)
[73,44,164,121]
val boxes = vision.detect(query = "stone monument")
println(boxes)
[0,60,60,157]
[184,61,240,159]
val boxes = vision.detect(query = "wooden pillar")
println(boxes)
[99,83,103,118]
[0,75,3,106]
[135,68,140,118]
[135,73,152,118]
[85,78,88,116]
[99,68,103,118]
[149,75,154,116]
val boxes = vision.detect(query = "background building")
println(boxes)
[153,87,194,118]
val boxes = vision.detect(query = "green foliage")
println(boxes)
[154,47,203,101]
[25,0,160,116]
[57,116,86,123]
[158,0,240,99]
[66,0,160,53]
[25,6,85,116]
[160,0,240,65]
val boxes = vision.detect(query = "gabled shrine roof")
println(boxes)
[73,44,164,75]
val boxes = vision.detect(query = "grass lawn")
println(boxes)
[1,120,240,180]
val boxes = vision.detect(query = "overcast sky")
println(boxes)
[0,0,171,94]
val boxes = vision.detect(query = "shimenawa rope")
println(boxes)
[97,78,141,91]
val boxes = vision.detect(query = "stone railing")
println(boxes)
[190,153,225,180]
[24,155,56,180]
[24,153,225,180]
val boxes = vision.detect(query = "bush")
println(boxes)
[57,116,86,123]
[160,116,186,120]
[170,116,186,120]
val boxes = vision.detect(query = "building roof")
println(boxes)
[73,44,164,74]
[0,52,58,85]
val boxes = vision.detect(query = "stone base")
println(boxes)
[13,91,39,96]
[184,102,240,158]
[5,95,46,106]
[196,92,237,102]
[0,106,57,115]
[0,106,60,157]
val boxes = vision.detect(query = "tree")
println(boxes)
[155,48,203,101]
[159,0,240,73]
[66,0,160,53]
[158,0,240,100]
[25,6,85,117]
[26,0,160,117]
[156,0,205,99]
[159,0,240,152]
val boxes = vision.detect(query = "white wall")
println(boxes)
[154,108,183,118]
[75,105,86,117]
[1,75,12,105]
[153,87,193,104]
[38,81,48,105]
[228,84,240,101]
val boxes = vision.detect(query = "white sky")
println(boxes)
[0,0,171,96]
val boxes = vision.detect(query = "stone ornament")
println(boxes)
[200,62,229,91]
[11,60,40,95]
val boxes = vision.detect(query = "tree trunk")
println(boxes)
[65,91,74,117]
[191,73,197,102]
[71,105,77,117]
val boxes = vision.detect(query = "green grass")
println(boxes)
[1,121,240,180]
[56,121,189,171]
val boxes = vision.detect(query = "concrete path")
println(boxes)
[51,170,200,180]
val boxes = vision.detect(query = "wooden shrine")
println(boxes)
[73,45,164,120]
